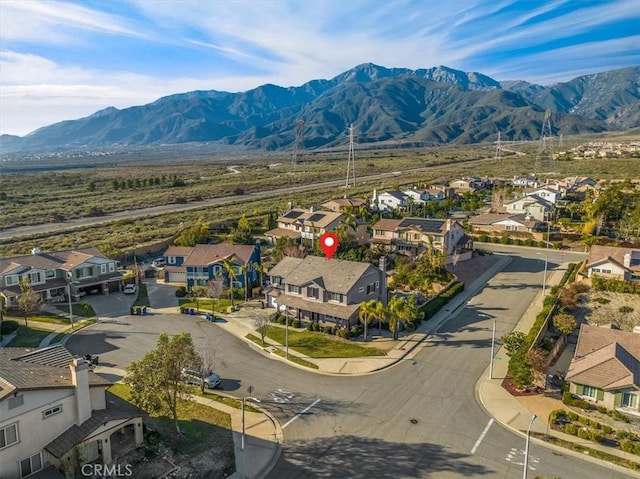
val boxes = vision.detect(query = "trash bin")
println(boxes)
[189,308,195,316]
[205,312,211,321]
[142,306,147,315]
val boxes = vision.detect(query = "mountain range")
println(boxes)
[1,64,638,154]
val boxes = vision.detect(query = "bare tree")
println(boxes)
[197,348,220,394]
[206,276,225,317]
[18,279,41,328]
[252,312,271,346]
[451,252,461,272]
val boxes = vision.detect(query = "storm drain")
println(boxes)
[409,418,419,425]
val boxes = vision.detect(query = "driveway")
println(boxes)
[84,291,135,318]
[144,278,178,310]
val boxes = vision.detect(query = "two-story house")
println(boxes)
[370,190,408,213]
[370,218,472,257]
[161,244,260,289]
[526,186,563,204]
[468,213,543,235]
[264,208,345,244]
[0,248,121,309]
[502,195,553,221]
[565,325,640,415]
[512,175,539,188]
[320,197,367,212]
[0,345,143,479]
[266,256,387,328]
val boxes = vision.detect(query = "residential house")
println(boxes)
[526,186,563,205]
[320,197,367,212]
[468,213,543,235]
[0,345,143,479]
[265,256,387,327]
[162,244,260,289]
[370,190,408,213]
[264,208,345,244]
[512,175,539,188]
[370,217,472,257]
[403,189,432,204]
[584,245,640,282]
[448,178,476,194]
[0,248,121,309]
[503,195,553,221]
[565,324,640,415]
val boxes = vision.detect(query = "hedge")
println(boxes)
[592,275,640,294]
[1,320,20,335]
[420,282,465,320]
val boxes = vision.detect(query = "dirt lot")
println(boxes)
[578,288,640,332]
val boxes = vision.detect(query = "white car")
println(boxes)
[123,284,137,295]
[182,367,221,389]
[152,258,166,268]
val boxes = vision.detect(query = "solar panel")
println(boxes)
[283,210,304,219]
[400,218,444,233]
[307,213,325,223]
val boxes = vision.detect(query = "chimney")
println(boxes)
[623,253,631,268]
[309,205,314,213]
[379,256,388,306]
[70,358,92,425]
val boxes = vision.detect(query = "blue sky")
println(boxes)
[1,0,638,136]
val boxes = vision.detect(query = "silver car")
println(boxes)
[181,367,221,389]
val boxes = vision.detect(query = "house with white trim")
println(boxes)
[566,325,640,415]
[370,190,408,212]
[468,213,543,234]
[0,345,143,479]
[584,245,640,282]
[503,195,553,221]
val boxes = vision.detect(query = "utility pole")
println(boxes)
[345,124,356,187]
[292,119,305,173]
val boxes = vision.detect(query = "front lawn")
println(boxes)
[178,298,234,311]
[5,312,68,325]
[56,302,97,318]
[8,326,52,347]
[264,325,386,358]
[108,383,235,476]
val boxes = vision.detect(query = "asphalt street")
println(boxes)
[65,248,632,478]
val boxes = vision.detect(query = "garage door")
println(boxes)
[168,271,186,283]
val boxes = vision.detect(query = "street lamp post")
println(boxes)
[285,308,289,359]
[536,252,548,299]
[67,281,74,331]
[241,386,260,451]
[478,313,494,379]
[523,414,537,479]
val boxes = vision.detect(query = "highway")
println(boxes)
[64,248,633,478]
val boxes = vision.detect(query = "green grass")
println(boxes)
[178,298,234,311]
[198,390,260,412]
[264,325,386,358]
[5,312,67,325]
[55,302,97,318]
[245,333,320,369]
[108,383,235,470]
[48,333,67,345]
[8,326,52,347]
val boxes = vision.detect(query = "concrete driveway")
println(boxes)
[84,291,134,318]
[144,278,178,310]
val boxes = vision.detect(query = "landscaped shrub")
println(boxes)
[567,411,579,421]
[592,275,640,294]
[552,241,563,249]
[593,297,610,305]
[291,319,301,328]
[175,286,187,297]
[337,328,349,339]
[277,315,286,325]
[306,321,314,331]
[578,416,590,426]
[0,320,19,334]
[618,305,634,314]
[616,430,636,440]
[500,236,510,245]
[537,240,546,248]
[601,425,613,434]
[420,281,465,320]
[620,439,640,454]
[564,423,578,435]
[524,238,534,246]
[492,236,501,243]
[312,322,321,332]
[608,409,631,423]
[597,405,608,414]
[577,428,592,440]
[590,431,604,443]
[323,326,332,334]
[478,233,488,242]
[562,390,591,410]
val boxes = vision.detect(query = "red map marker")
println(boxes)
[319,232,339,260]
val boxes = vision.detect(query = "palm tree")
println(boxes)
[358,299,377,341]
[221,258,238,307]
[253,261,265,290]
[388,296,403,340]
[371,300,388,336]
[388,295,420,340]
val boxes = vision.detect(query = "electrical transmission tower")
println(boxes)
[534,109,555,174]
[494,131,502,162]
[291,119,305,172]
[345,124,356,187]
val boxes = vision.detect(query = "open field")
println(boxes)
[1,133,638,257]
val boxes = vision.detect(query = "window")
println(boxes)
[43,404,62,418]
[28,271,42,284]
[8,395,24,410]
[20,452,43,478]
[328,292,343,302]
[358,287,364,293]
[366,283,376,294]
[288,285,301,294]
[0,423,18,449]
[622,392,638,408]
[272,276,282,286]
[582,386,597,399]
[45,269,56,279]
[109,262,116,272]
[101,264,107,274]
[307,287,319,299]
[168,256,176,265]
[5,275,17,286]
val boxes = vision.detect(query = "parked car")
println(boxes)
[181,366,221,389]
[123,284,137,295]
[152,258,166,268]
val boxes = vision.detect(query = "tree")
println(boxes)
[125,332,201,434]
[241,264,249,302]
[358,299,377,341]
[253,261,266,291]
[206,275,225,316]
[222,258,238,308]
[189,286,206,313]
[552,313,578,336]
[501,331,527,356]
[228,214,254,244]
[388,295,419,340]
[18,278,41,327]
[372,300,388,335]
[174,219,209,246]
[252,312,270,346]
[526,348,548,373]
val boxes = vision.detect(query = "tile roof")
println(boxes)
[270,255,379,295]
[566,324,640,390]
[163,246,195,257]
[277,294,361,319]
[0,346,111,400]
[277,208,343,228]
[372,217,449,235]
[45,391,145,458]
[586,245,640,272]
[264,227,302,239]
[0,247,109,273]
[183,244,256,266]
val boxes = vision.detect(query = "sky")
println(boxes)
[1,0,639,136]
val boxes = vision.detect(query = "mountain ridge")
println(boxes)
[1,64,638,154]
